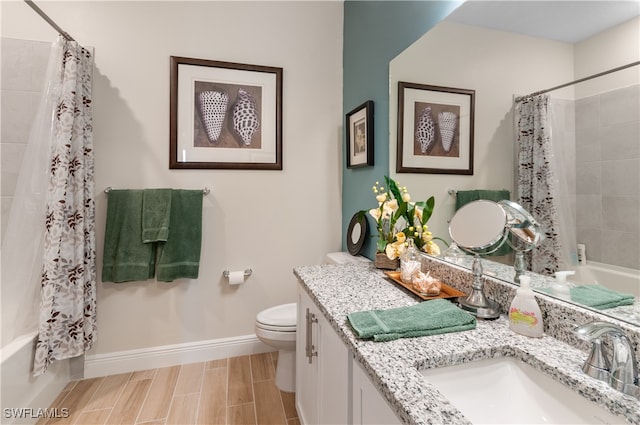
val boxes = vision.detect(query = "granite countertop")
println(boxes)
[293,262,640,425]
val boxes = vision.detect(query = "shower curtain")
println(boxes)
[515,94,564,276]
[32,37,97,376]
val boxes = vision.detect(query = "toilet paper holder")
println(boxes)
[222,269,252,278]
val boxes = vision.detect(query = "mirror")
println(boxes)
[449,200,545,319]
[347,213,368,256]
[449,200,507,319]
[449,200,507,252]
[389,1,640,326]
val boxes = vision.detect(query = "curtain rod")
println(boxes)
[515,60,640,103]
[24,0,75,41]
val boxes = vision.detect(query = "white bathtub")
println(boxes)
[0,332,71,425]
[571,261,640,297]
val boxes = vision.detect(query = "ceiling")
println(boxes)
[446,0,640,43]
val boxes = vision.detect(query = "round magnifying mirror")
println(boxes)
[449,200,508,254]
[498,200,545,251]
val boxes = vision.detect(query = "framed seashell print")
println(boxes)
[346,100,374,168]
[170,56,283,170]
[396,82,474,175]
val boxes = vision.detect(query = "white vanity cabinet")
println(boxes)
[352,359,402,425]
[296,286,350,425]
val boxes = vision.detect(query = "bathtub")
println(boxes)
[1,332,71,425]
[571,261,640,297]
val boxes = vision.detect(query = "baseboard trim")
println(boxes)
[84,334,271,378]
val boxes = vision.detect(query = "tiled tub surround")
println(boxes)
[293,259,640,425]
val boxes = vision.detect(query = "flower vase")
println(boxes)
[375,252,400,270]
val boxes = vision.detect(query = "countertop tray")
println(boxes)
[384,271,466,301]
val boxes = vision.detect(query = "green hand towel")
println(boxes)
[455,189,512,256]
[347,299,476,342]
[156,190,203,282]
[102,190,157,283]
[142,189,172,243]
[570,285,635,310]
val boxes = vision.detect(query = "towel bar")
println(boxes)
[104,186,210,195]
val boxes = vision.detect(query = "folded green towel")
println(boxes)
[570,285,635,310]
[102,190,157,283]
[455,189,512,256]
[142,189,172,243]
[347,299,476,342]
[156,190,203,282]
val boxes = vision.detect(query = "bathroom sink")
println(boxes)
[421,357,626,424]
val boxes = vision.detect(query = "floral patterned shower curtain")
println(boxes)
[33,38,96,376]
[515,94,562,276]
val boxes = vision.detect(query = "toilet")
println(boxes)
[254,252,370,392]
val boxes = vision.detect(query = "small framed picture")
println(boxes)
[397,82,474,175]
[169,56,283,170]
[346,100,374,168]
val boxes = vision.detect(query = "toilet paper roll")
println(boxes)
[228,270,245,285]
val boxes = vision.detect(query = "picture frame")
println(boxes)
[169,56,283,170]
[397,82,474,175]
[346,100,374,168]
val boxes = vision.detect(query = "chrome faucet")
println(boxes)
[574,321,639,398]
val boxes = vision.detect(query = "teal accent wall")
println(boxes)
[342,1,463,258]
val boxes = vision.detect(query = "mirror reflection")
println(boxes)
[389,1,640,326]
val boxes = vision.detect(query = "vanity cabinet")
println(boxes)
[352,359,402,425]
[296,286,350,425]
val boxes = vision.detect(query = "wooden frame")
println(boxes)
[346,100,374,168]
[170,56,283,170]
[397,82,474,175]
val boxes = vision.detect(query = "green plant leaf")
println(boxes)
[385,175,402,202]
[419,196,435,225]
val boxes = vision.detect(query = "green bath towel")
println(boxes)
[142,188,172,243]
[156,190,203,282]
[455,189,511,211]
[102,190,157,283]
[455,189,512,256]
[570,285,635,310]
[347,299,476,342]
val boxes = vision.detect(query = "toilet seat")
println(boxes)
[256,303,297,332]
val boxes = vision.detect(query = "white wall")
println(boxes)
[575,16,640,98]
[389,21,574,242]
[1,1,343,367]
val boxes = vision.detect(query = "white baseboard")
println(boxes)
[84,334,271,378]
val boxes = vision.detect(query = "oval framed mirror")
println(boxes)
[347,213,368,256]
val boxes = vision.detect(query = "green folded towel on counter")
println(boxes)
[570,285,635,310]
[347,299,476,342]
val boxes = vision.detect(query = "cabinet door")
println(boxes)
[296,288,318,425]
[352,358,402,425]
[317,308,350,424]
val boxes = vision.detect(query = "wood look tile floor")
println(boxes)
[38,352,300,425]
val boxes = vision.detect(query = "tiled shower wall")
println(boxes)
[575,84,640,270]
[0,38,51,240]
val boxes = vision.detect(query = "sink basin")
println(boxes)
[421,357,626,424]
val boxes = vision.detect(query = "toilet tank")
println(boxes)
[324,252,371,264]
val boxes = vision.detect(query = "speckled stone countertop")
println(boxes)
[293,261,640,425]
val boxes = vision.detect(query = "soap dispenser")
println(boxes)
[553,271,575,300]
[508,275,543,338]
